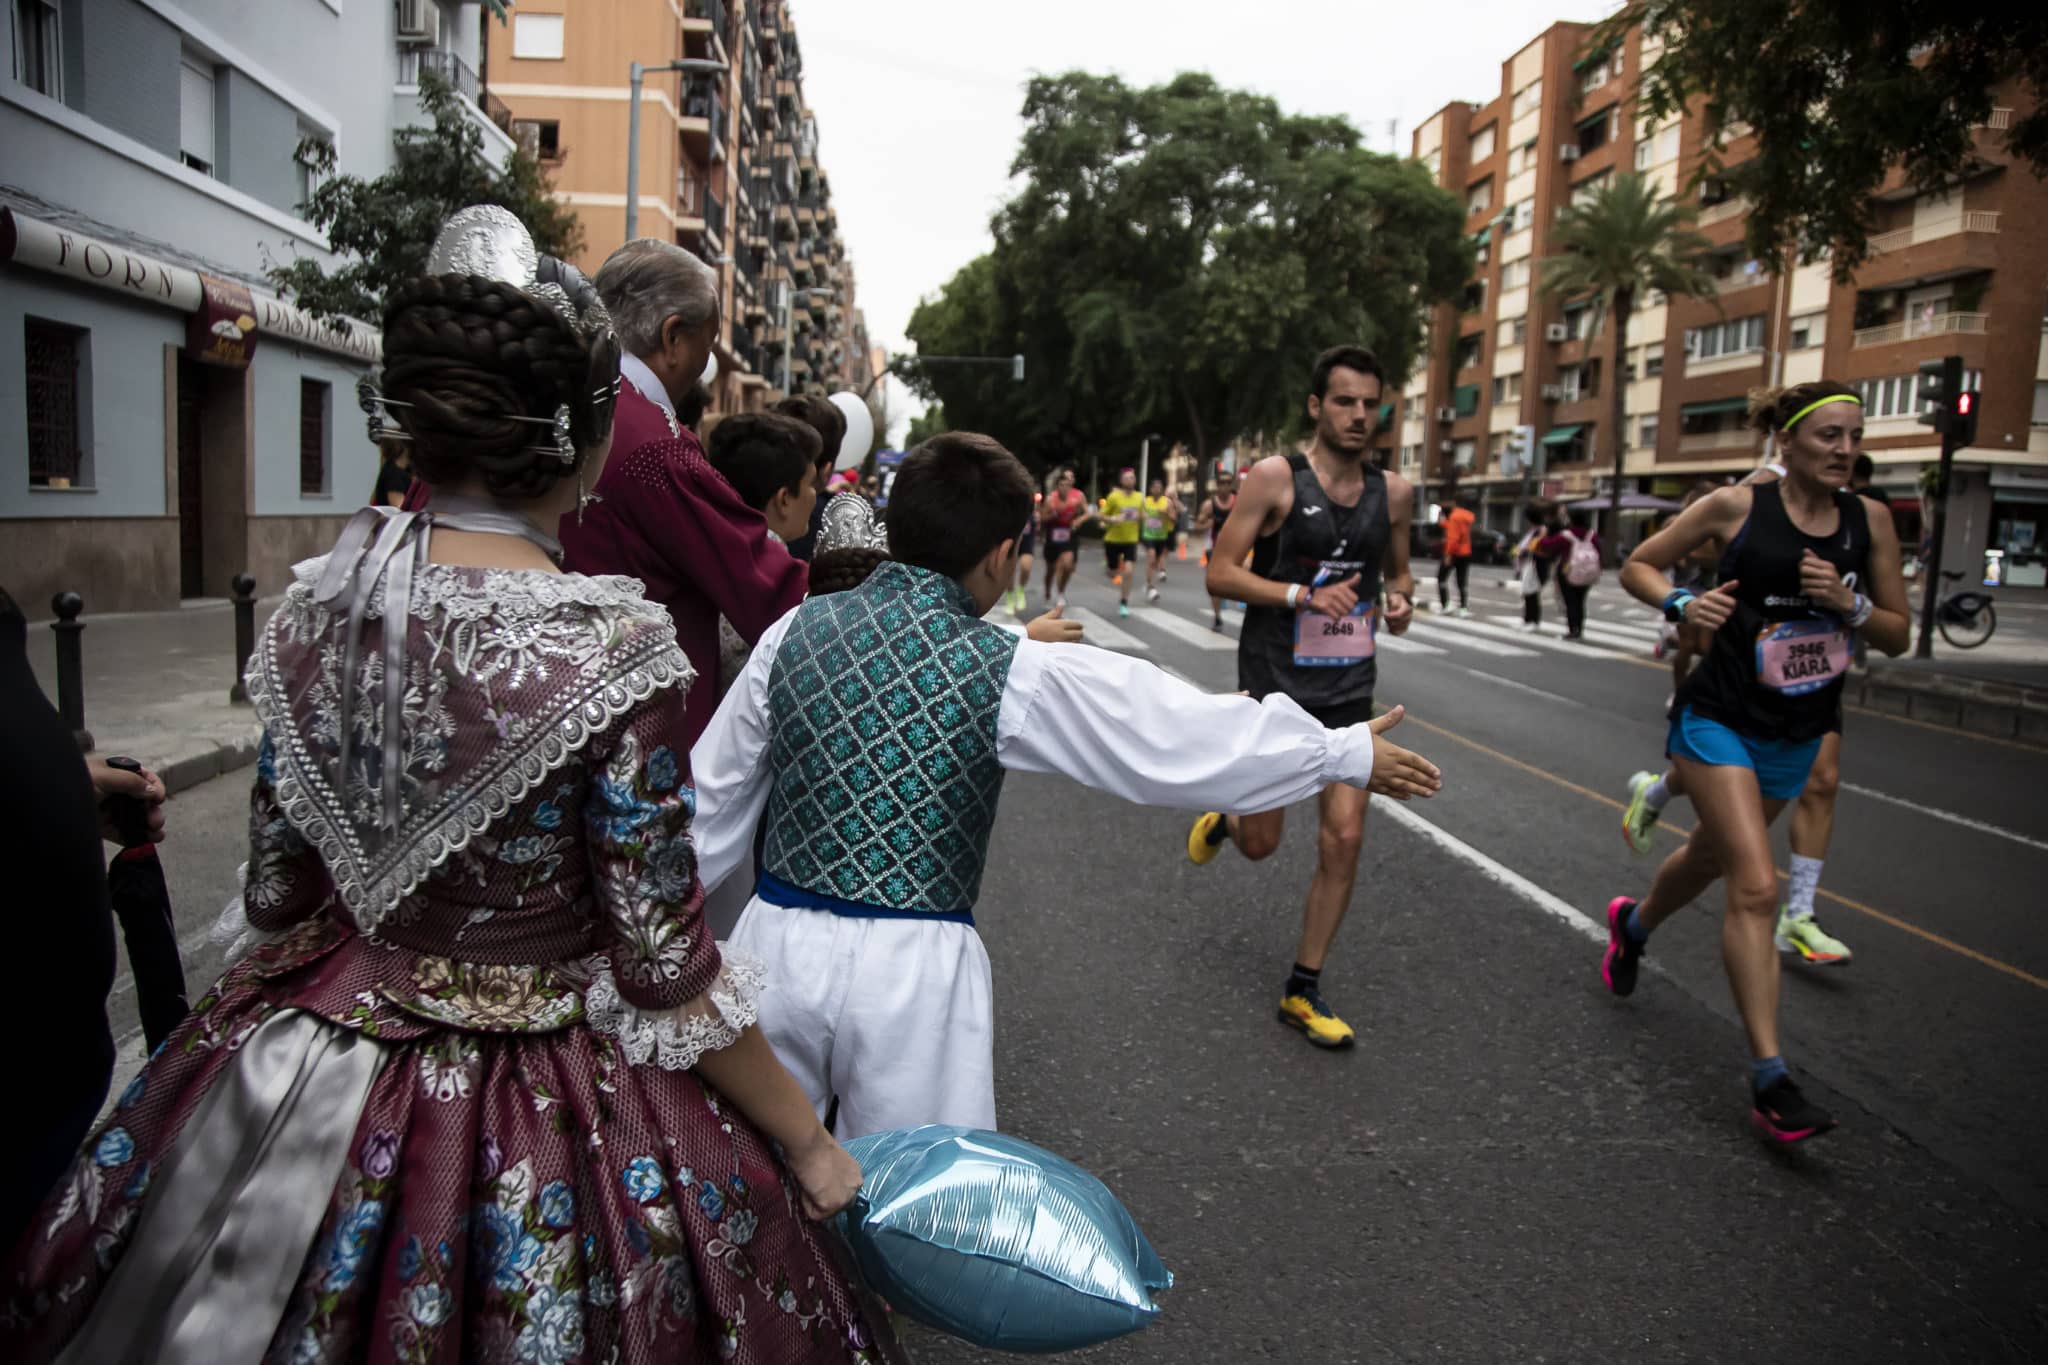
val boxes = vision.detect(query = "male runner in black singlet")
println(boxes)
[1188,345,1418,1047]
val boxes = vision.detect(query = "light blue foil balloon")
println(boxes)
[837,1125,1173,1353]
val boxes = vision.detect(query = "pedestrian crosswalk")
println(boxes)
[998,597,1669,672]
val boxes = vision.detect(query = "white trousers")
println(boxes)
[729,898,996,1140]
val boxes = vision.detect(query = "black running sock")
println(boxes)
[1286,963,1321,997]
[1204,814,1230,847]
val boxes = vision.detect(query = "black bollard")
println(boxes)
[49,591,92,752]
[229,572,257,704]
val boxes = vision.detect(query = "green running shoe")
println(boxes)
[1776,910,1852,965]
[1621,770,1661,855]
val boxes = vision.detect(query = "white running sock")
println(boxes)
[1643,774,1672,812]
[1786,855,1824,918]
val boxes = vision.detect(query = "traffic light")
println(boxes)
[1951,389,1980,447]
[1918,354,1964,435]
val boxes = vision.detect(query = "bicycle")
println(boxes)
[1935,570,1998,649]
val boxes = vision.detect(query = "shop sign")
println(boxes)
[0,207,202,311]
[186,273,257,368]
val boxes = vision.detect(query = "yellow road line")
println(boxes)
[1394,711,2048,992]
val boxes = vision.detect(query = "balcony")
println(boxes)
[684,0,727,40]
[1677,428,1754,454]
[1852,311,1989,349]
[681,79,726,162]
[395,46,515,167]
[1696,196,1747,227]
[703,185,726,246]
[399,45,476,99]
[1866,211,2000,255]
[675,171,706,226]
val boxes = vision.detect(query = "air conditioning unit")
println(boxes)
[1540,383,1566,400]
[1439,439,1457,453]
[1545,323,1570,342]
[1560,143,1582,162]
[396,0,443,44]
[1434,406,1457,422]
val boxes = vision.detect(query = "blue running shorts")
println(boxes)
[1667,708,1822,801]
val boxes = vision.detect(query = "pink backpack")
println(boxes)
[1563,531,1603,587]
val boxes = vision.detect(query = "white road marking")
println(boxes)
[1376,801,1608,945]
[1403,621,1539,658]
[1840,781,2048,856]
[1060,607,1154,655]
[1124,605,1238,652]
[1375,632,1449,656]
[1480,613,1660,650]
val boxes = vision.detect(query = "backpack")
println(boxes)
[1563,530,1603,587]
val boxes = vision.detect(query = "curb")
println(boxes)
[1849,668,2048,745]
[154,730,263,798]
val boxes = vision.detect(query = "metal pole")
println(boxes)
[780,284,792,395]
[625,61,646,241]
[1138,436,1150,496]
[49,591,91,752]
[229,572,256,704]
[1914,427,1959,660]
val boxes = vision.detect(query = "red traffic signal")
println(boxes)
[1952,390,1980,446]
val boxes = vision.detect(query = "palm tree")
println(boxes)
[1540,172,1716,561]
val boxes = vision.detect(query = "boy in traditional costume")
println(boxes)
[689,434,1441,1138]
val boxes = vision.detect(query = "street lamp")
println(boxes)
[625,57,728,242]
[780,285,834,395]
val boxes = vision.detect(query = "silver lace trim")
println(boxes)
[581,949,766,1070]
[210,872,294,966]
[246,580,694,937]
[288,556,658,623]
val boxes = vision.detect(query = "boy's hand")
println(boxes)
[1027,603,1084,644]
[1363,706,1441,800]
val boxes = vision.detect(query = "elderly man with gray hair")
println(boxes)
[560,238,808,749]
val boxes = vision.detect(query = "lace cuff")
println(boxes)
[582,947,766,1071]
[211,867,298,965]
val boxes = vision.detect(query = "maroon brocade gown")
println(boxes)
[0,560,877,1364]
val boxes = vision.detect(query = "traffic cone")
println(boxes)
[1178,541,1188,560]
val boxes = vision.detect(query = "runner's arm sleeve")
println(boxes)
[688,607,798,897]
[994,640,1375,810]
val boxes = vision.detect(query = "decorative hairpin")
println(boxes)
[356,373,413,444]
[504,404,576,464]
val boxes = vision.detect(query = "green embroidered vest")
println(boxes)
[760,561,1017,914]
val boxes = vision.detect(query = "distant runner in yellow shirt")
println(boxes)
[1099,467,1146,617]
[1140,475,1182,605]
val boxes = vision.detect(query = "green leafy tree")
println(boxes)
[268,71,581,322]
[906,72,1470,499]
[1594,1,2048,274]
[902,403,949,449]
[1540,172,1716,559]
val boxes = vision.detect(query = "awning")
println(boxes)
[1680,396,1749,418]
[1473,226,1492,245]
[1379,402,1394,422]
[1453,383,1480,416]
[1540,423,1586,447]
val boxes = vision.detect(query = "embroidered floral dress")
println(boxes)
[0,561,877,1364]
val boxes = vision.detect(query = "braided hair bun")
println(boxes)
[380,273,609,500]
[808,547,890,596]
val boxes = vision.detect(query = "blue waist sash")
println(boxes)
[754,870,976,926]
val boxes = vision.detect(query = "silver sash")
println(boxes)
[57,1010,388,1365]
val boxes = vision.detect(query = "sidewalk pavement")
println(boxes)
[27,595,282,795]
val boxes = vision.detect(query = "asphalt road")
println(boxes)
[112,556,2047,1361]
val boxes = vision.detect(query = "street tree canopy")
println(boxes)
[905,71,1470,489]
[1595,0,2048,276]
[267,71,581,322]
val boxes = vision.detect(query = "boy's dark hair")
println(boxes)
[705,413,820,512]
[1851,453,1875,482]
[1309,344,1386,399]
[677,383,711,430]
[887,432,1035,579]
[773,393,846,471]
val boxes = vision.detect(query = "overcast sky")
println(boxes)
[793,0,1609,439]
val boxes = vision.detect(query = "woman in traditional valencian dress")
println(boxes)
[0,208,878,1364]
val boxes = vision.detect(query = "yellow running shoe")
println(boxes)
[1278,988,1355,1048]
[1621,770,1661,855]
[1776,909,1853,965]
[1187,811,1226,865]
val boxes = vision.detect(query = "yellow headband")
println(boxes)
[1782,393,1861,432]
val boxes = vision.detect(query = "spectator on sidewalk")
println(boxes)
[1541,507,1603,640]
[774,394,848,562]
[371,439,413,508]
[560,237,808,750]
[0,586,168,1247]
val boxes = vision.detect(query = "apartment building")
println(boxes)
[485,0,874,417]
[0,0,514,614]
[1388,20,2048,582]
